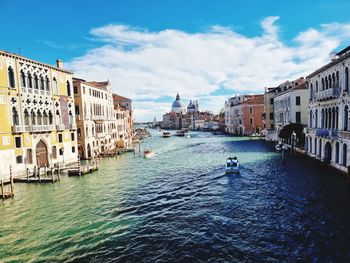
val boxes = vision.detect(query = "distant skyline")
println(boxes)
[2,0,350,121]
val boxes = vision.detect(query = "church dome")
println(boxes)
[171,93,184,112]
[187,100,195,110]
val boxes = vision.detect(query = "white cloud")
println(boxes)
[67,17,350,121]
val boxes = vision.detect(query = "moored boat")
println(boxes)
[175,130,185,137]
[225,156,240,174]
[163,131,171,138]
[144,149,155,158]
[275,143,283,152]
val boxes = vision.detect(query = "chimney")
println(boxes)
[56,59,63,69]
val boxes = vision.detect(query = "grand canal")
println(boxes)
[1,131,350,262]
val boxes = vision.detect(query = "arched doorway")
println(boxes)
[87,143,92,158]
[36,140,48,167]
[324,142,332,163]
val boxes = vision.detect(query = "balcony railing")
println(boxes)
[93,115,105,120]
[315,128,338,139]
[13,125,54,133]
[56,124,65,131]
[315,86,340,101]
[66,123,77,130]
[97,132,105,138]
[339,130,350,140]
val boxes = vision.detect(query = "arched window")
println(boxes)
[332,73,336,89]
[328,75,332,89]
[86,126,89,136]
[37,110,42,125]
[336,142,340,163]
[309,110,313,127]
[345,67,349,91]
[343,143,347,167]
[321,78,324,91]
[315,109,318,128]
[24,109,30,125]
[344,105,349,131]
[34,74,39,89]
[12,107,19,125]
[46,77,50,91]
[53,77,58,94]
[336,71,340,87]
[8,67,15,88]
[321,109,325,128]
[336,107,339,129]
[67,81,71,97]
[332,107,336,129]
[316,81,318,93]
[28,73,33,89]
[20,70,26,87]
[40,76,45,90]
[314,137,317,155]
[56,109,61,125]
[48,111,53,125]
[309,83,313,100]
[31,110,36,125]
[43,111,48,125]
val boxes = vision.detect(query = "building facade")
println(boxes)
[73,78,118,159]
[225,94,264,135]
[0,51,78,179]
[306,46,350,172]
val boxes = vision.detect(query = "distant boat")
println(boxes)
[275,143,283,152]
[144,149,155,158]
[163,131,171,138]
[175,130,185,137]
[225,156,240,174]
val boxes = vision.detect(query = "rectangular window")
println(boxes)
[52,146,57,159]
[296,96,301,105]
[270,98,274,104]
[83,86,85,94]
[73,86,78,94]
[71,133,75,141]
[15,137,21,148]
[250,117,253,125]
[249,107,253,114]
[16,155,23,163]
[296,112,301,123]
[269,112,274,120]
[59,148,64,155]
[58,133,63,143]
[75,105,80,115]
[72,147,75,153]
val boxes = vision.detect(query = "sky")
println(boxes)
[1,0,350,121]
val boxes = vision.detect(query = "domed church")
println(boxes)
[171,93,185,114]
[187,100,198,113]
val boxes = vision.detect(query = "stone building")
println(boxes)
[306,46,350,172]
[225,94,264,135]
[73,78,118,159]
[0,50,78,179]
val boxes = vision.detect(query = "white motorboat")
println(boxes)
[144,149,155,158]
[175,130,185,137]
[163,132,171,138]
[225,156,240,174]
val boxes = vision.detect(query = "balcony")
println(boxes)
[93,115,105,121]
[315,128,338,139]
[338,130,350,140]
[97,132,105,138]
[12,125,27,133]
[67,123,77,130]
[32,125,54,132]
[315,86,340,101]
[56,124,65,131]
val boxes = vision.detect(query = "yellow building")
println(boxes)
[0,50,78,180]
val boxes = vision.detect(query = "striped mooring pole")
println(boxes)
[78,155,81,177]
[9,165,14,197]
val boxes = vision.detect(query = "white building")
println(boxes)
[306,46,350,172]
[274,78,308,136]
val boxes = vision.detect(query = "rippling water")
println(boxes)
[1,131,350,262]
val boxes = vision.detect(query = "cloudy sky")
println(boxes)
[2,0,350,121]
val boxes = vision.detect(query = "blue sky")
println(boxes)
[1,0,350,121]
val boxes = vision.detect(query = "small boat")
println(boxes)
[144,149,155,158]
[163,131,171,138]
[225,156,240,174]
[175,130,185,137]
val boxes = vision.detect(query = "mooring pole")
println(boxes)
[1,180,4,200]
[78,155,81,177]
[9,165,14,197]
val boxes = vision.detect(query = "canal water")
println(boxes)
[1,131,350,262]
